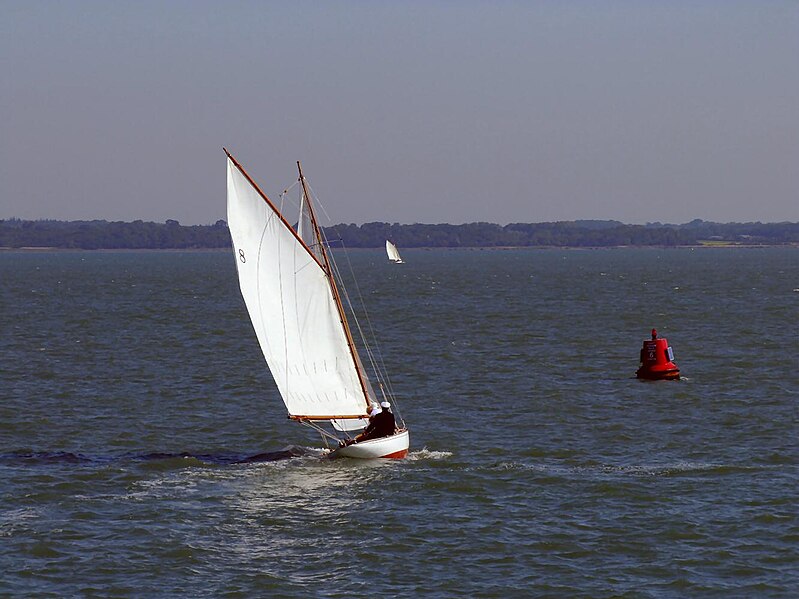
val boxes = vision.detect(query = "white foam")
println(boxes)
[407,448,453,460]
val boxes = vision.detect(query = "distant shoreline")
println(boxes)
[0,246,230,252]
[2,218,797,250]
[3,243,796,253]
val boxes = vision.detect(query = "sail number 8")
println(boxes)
[238,249,246,263]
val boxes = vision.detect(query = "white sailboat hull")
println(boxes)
[328,429,410,459]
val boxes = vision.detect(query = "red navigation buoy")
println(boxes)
[636,328,680,380]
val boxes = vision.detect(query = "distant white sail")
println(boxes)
[226,157,371,420]
[385,240,403,263]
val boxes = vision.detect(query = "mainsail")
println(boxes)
[226,152,373,421]
[386,240,403,263]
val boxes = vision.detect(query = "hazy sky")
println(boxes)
[2,1,797,226]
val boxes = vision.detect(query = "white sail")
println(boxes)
[385,240,403,263]
[226,157,371,420]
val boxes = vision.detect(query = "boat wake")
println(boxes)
[407,448,453,460]
[1,446,449,468]
[0,451,97,465]
[0,447,319,467]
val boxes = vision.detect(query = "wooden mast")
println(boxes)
[296,160,372,414]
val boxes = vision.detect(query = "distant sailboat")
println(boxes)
[386,240,404,263]
[225,149,409,459]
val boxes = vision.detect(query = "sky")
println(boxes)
[1,1,797,226]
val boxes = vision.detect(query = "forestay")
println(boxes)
[226,158,371,420]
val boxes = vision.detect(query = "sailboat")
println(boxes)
[385,240,404,263]
[225,149,410,459]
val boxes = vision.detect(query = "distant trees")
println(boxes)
[0,218,231,249]
[325,220,798,248]
[1,218,797,250]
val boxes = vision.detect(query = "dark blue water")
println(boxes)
[1,248,797,597]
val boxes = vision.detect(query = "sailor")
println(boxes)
[342,401,396,446]
[372,401,396,438]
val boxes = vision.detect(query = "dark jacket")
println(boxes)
[360,409,396,442]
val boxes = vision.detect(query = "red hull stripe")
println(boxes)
[382,449,408,459]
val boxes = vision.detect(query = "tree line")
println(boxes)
[1,218,797,250]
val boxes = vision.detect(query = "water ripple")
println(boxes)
[1,248,797,597]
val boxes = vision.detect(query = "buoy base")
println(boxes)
[636,368,680,381]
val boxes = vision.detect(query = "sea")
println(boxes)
[1,247,796,597]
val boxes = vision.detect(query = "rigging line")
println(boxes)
[333,234,399,404]
[317,227,381,386]
[343,262,395,405]
[300,419,344,443]
[336,257,392,401]
[321,229,382,383]
[325,233,403,424]
[303,174,402,420]
[281,179,300,198]
[278,181,302,226]
[298,163,371,412]
[304,179,333,227]
[299,180,332,258]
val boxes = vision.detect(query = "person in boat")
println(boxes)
[342,401,396,446]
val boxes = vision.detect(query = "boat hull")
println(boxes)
[328,429,410,459]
